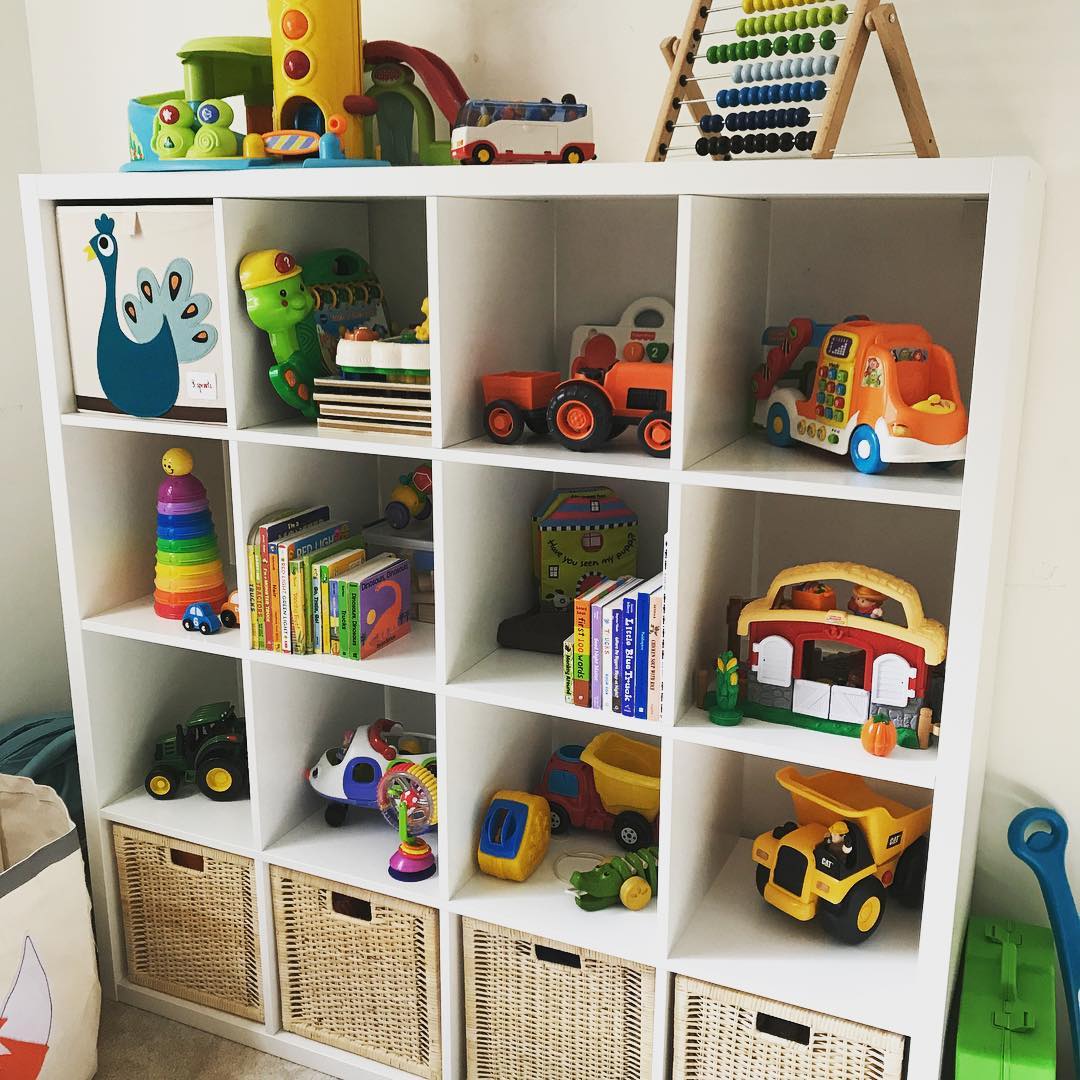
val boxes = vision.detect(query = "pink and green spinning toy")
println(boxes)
[154,447,228,619]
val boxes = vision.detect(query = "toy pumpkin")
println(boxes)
[861,713,898,757]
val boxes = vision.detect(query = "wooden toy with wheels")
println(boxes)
[568,847,659,911]
[753,766,931,944]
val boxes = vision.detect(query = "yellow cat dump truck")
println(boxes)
[753,766,932,944]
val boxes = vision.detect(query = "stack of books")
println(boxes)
[247,505,411,659]
[562,573,666,721]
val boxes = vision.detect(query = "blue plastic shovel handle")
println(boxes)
[1008,807,1079,1077]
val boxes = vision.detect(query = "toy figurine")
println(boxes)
[144,701,248,801]
[239,249,324,417]
[569,847,659,911]
[848,584,886,619]
[707,651,742,726]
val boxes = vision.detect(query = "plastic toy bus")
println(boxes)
[451,95,595,165]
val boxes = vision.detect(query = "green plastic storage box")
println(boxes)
[956,917,1057,1078]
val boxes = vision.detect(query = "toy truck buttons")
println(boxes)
[753,317,968,473]
[307,718,436,827]
[753,766,932,944]
[537,733,660,850]
[452,94,595,165]
[144,701,248,802]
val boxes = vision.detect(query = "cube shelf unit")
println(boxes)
[21,159,1042,1080]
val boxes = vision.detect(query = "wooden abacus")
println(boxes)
[647,0,938,161]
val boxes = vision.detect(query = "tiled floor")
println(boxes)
[96,999,330,1079]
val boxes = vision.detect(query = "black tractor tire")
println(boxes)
[524,409,550,435]
[145,765,181,801]
[547,381,613,452]
[893,837,929,908]
[196,755,246,801]
[613,812,652,851]
[820,875,887,945]
[484,399,526,444]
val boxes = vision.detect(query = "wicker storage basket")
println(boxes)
[112,825,263,1021]
[463,918,654,1080]
[270,865,441,1079]
[673,976,905,1080]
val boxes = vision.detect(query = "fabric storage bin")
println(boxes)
[270,866,441,1079]
[673,976,905,1080]
[55,204,226,422]
[463,917,654,1080]
[112,825,263,1021]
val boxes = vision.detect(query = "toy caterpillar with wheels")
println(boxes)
[569,846,659,911]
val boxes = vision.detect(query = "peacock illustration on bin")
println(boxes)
[86,213,218,417]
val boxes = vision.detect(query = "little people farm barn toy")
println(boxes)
[737,562,945,749]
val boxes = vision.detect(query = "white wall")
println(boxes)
[20,0,1079,1071]
[1,1,69,721]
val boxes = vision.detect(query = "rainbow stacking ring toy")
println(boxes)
[154,447,228,619]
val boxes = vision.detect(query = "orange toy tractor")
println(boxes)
[480,337,674,458]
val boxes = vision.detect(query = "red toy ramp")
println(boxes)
[365,40,469,125]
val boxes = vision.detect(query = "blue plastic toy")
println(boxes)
[1009,807,1079,1078]
[181,602,222,635]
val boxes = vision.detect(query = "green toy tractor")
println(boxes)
[144,701,248,802]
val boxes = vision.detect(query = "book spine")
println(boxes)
[634,590,651,719]
[621,597,636,716]
[563,634,574,703]
[329,579,340,656]
[611,609,623,713]
[247,544,258,650]
[647,590,664,723]
[348,582,360,660]
[259,529,272,650]
[601,604,614,712]
[279,542,293,654]
[311,565,322,654]
[268,547,281,651]
[320,570,331,654]
[289,560,306,655]
[590,597,606,711]
[572,593,592,707]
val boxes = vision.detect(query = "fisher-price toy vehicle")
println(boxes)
[144,701,248,802]
[181,601,222,635]
[753,318,968,474]
[307,718,437,827]
[384,464,433,529]
[452,95,595,165]
[537,733,660,850]
[753,766,931,945]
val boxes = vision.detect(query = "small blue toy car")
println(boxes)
[181,602,221,635]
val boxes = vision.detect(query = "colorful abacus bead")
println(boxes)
[732,55,838,82]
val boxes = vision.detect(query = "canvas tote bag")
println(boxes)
[0,775,100,1079]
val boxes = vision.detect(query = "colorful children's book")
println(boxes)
[296,536,358,654]
[563,634,575,703]
[359,557,411,659]
[611,606,624,713]
[332,554,398,659]
[633,575,665,718]
[245,534,263,650]
[277,520,350,653]
[647,587,665,723]
[598,578,641,711]
[621,592,638,716]
[311,545,366,654]
[573,579,618,707]
[257,506,329,650]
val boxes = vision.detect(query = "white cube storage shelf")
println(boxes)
[22,160,1042,1080]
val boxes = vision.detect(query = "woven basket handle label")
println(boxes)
[169,849,204,872]
[330,891,373,922]
[755,1011,810,1046]
[534,944,581,969]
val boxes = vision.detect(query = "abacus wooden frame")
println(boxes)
[647,0,939,162]
[20,159,1042,1080]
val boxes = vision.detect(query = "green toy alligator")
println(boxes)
[569,846,659,911]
